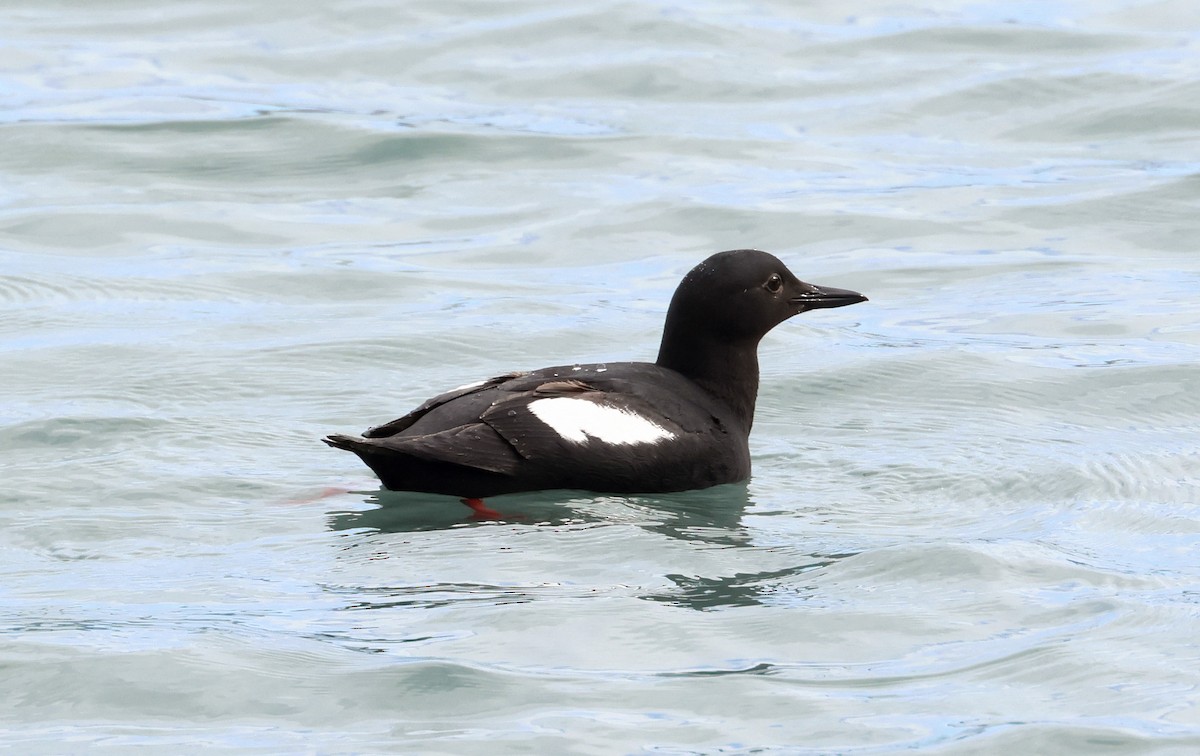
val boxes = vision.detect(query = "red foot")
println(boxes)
[461,497,504,520]
[284,486,351,505]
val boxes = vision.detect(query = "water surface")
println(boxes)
[3,1,1199,752]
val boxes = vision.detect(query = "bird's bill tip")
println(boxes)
[790,283,868,310]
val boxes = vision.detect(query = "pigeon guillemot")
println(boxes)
[324,249,866,516]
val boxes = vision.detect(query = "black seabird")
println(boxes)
[324,249,866,516]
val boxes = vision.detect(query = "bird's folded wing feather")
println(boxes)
[481,381,689,461]
[362,371,526,438]
[354,372,711,477]
[359,423,523,475]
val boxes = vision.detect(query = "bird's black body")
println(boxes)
[327,363,749,498]
[324,249,866,499]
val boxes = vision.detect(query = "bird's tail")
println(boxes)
[322,434,376,455]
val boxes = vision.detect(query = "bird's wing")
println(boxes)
[348,423,524,476]
[479,379,690,462]
[362,371,526,439]
[351,372,711,479]
[347,377,596,476]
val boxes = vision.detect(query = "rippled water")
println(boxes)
[4,1,1200,752]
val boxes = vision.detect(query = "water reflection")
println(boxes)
[326,483,756,547]
[323,484,858,612]
[640,559,854,612]
[631,484,753,547]
[326,489,594,532]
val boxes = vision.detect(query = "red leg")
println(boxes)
[284,486,351,505]
[461,497,504,520]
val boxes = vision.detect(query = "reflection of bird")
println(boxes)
[324,249,866,516]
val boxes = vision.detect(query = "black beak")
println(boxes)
[790,282,868,311]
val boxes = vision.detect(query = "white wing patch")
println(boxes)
[528,397,676,446]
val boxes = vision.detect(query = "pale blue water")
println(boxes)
[3,1,1199,753]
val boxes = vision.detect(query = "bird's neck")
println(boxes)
[656,332,761,432]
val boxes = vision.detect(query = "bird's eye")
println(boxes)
[764,273,783,293]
